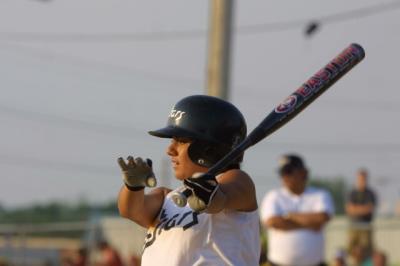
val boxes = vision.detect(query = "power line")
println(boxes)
[0,42,203,87]
[319,0,400,24]
[0,96,399,142]
[0,29,206,43]
[2,43,399,113]
[0,140,398,177]
[0,153,115,175]
[236,0,400,34]
[0,103,145,139]
[0,1,399,42]
[258,141,400,153]
[235,89,400,112]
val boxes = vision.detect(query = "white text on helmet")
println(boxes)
[169,109,186,121]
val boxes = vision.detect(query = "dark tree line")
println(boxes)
[0,176,348,225]
[309,177,347,215]
[0,199,119,224]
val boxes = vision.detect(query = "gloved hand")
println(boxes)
[117,156,157,191]
[183,173,219,212]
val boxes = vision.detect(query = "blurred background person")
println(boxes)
[346,168,377,264]
[128,254,141,266]
[96,241,124,266]
[74,247,88,266]
[372,250,387,266]
[260,154,334,266]
[332,249,347,266]
[0,258,9,266]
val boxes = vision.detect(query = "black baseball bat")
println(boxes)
[172,43,365,209]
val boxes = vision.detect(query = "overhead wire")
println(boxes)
[256,141,400,153]
[0,29,207,43]
[0,140,398,176]
[0,42,204,88]
[0,103,144,139]
[0,3,398,209]
[1,43,399,112]
[0,1,399,42]
[236,0,400,34]
[0,1,398,176]
[0,153,115,175]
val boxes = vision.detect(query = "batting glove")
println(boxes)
[183,173,219,212]
[117,156,157,191]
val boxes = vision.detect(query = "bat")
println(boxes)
[171,43,366,211]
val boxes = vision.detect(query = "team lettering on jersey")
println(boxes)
[143,208,200,249]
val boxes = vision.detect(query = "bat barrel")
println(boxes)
[249,43,365,145]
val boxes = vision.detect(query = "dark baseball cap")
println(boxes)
[278,154,307,175]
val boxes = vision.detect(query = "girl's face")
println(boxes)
[166,137,208,180]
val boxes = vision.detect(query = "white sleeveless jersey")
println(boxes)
[141,191,260,266]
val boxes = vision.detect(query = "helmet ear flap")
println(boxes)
[188,141,213,168]
[188,141,230,168]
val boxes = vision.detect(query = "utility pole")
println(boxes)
[206,0,234,100]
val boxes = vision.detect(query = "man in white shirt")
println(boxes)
[260,154,334,266]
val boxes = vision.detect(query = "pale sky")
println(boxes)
[0,0,399,213]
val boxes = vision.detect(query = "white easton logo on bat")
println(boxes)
[169,108,186,121]
[275,95,297,113]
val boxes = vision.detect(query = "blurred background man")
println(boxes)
[346,168,377,264]
[260,154,334,266]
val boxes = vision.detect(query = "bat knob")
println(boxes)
[146,176,157,187]
[187,196,207,212]
[171,192,187,207]
[171,187,193,207]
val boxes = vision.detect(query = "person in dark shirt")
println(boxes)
[345,168,377,263]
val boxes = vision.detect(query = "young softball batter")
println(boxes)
[117,95,260,265]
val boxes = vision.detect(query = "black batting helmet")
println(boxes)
[149,95,247,168]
